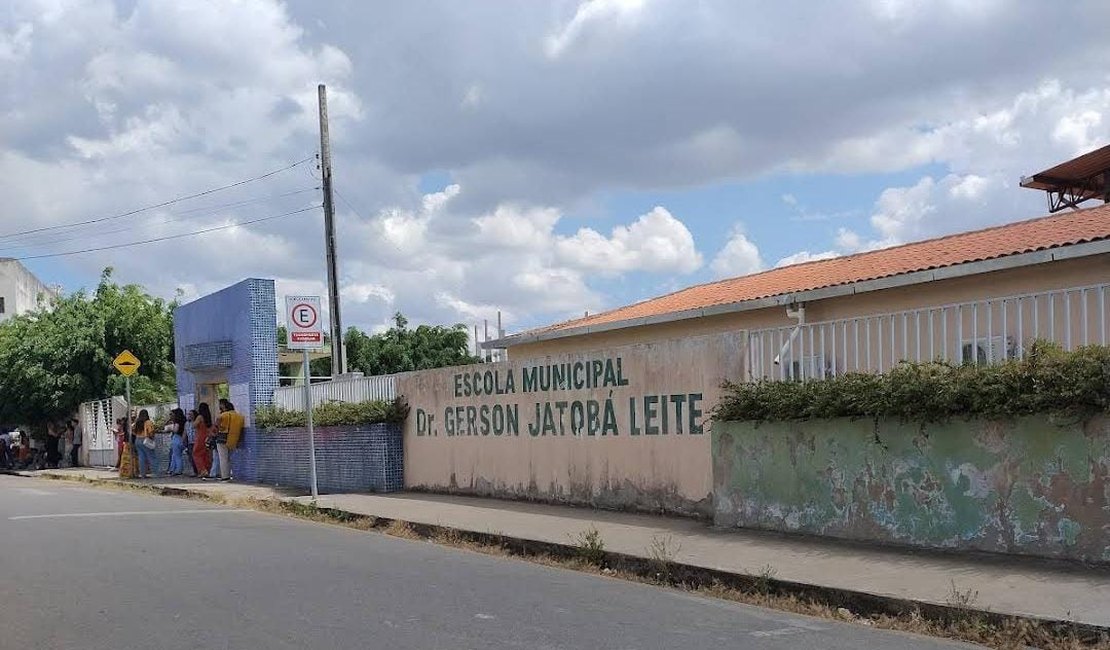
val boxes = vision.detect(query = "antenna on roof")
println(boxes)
[1020,143,1110,212]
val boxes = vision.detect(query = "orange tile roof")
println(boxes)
[530,202,1110,337]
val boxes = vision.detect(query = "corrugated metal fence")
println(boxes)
[748,283,1109,382]
[271,374,397,410]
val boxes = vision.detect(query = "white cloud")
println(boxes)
[775,250,839,268]
[337,185,701,331]
[545,0,647,58]
[0,22,33,62]
[948,174,988,201]
[342,283,394,305]
[555,206,702,275]
[8,1,1110,337]
[710,227,764,278]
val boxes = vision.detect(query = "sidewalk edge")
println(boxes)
[20,470,1108,636]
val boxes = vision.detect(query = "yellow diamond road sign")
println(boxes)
[113,350,141,377]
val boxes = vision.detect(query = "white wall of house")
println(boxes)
[0,259,57,323]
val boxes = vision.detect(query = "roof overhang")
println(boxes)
[485,238,1110,349]
[1021,144,1110,212]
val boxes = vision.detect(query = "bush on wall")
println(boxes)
[256,397,410,429]
[714,342,1110,424]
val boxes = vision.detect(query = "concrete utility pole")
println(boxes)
[317,84,344,377]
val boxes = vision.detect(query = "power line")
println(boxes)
[0,187,319,253]
[15,204,321,261]
[334,187,407,257]
[0,156,314,241]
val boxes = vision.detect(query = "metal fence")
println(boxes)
[271,374,397,410]
[747,283,1109,382]
[79,396,127,466]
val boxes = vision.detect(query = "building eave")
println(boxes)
[484,239,1110,349]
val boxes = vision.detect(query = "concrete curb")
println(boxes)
[19,470,1109,640]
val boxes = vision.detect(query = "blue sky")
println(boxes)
[3,0,1109,338]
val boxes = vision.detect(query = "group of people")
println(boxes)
[1,419,82,471]
[116,399,245,481]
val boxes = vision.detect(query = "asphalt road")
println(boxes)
[0,475,977,650]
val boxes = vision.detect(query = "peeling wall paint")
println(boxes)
[712,416,1110,563]
[399,332,746,517]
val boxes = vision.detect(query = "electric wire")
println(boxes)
[0,156,314,241]
[333,186,407,257]
[14,204,321,261]
[0,187,320,253]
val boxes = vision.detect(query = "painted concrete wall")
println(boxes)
[399,332,746,517]
[509,255,1109,359]
[173,278,278,481]
[712,416,1110,563]
[0,259,57,323]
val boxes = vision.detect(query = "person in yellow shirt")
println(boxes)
[214,399,244,481]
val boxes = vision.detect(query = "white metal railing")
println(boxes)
[747,283,1109,382]
[79,396,128,466]
[271,374,397,410]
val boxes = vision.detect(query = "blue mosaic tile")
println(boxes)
[182,341,233,371]
[252,423,403,493]
[171,279,404,491]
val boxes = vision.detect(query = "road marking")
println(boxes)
[9,509,253,520]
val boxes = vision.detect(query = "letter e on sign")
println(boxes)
[285,295,324,350]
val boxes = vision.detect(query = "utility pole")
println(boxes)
[317,84,344,377]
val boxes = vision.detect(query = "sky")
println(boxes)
[3,0,1110,343]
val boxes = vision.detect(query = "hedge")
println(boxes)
[714,342,1110,424]
[255,397,410,429]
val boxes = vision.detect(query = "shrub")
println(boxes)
[714,342,1110,424]
[255,396,410,429]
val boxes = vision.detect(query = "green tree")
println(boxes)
[0,268,176,427]
[346,312,478,376]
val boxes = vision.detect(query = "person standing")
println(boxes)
[114,418,128,468]
[192,404,212,478]
[183,411,200,476]
[132,409,156,479]
[68,418,83,468]
[214,399,244,482]
[45,423,61,469]
[164,409,187,476]
[0,429,12,469]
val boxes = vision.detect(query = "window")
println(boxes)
[0,297,6,314]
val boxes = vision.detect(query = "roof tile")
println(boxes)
[534,203,1110,335]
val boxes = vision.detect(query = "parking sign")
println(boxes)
[286,295,323,349]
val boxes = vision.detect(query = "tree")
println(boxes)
[0,269,176,428]
[345,312,478,376]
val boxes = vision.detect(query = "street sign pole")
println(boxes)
[125,376,131,436]
[286,296,323,500]
[303,349,319,500]
[113,351,141,448]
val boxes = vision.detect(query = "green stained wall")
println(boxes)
[712,416,1110,563]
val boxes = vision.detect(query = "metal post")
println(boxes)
[125,376,132,444]
[318,84,344,377]
[303,349,319,499]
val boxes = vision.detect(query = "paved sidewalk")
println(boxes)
[22,467,1110,628]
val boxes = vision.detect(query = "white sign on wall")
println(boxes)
[285,295,323,350]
